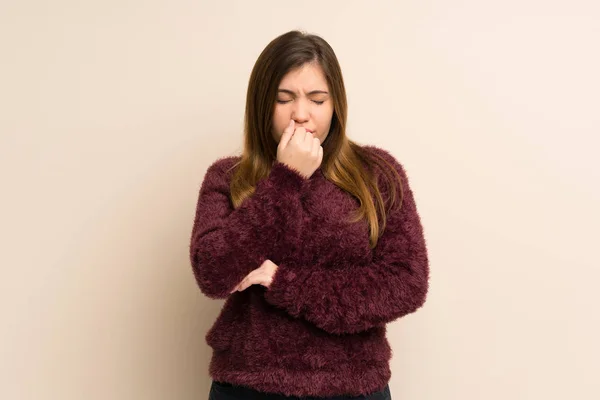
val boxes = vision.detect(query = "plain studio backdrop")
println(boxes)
[1,1,598,399]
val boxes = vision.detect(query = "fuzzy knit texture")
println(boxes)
[189,144,429,398]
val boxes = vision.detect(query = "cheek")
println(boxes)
[275,104,292,120]
[316,108,334,128]
[272,108,286,129]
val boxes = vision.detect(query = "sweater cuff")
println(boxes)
[269,161,307,191]
[264,262,302,316]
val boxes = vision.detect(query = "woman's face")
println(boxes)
[271,62,335,145]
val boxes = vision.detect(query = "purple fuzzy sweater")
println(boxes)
[189,145,429,398]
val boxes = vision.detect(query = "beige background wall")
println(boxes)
[1,1,598,399]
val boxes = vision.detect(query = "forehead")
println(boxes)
[279,63,328,89]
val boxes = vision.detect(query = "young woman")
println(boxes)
[189,30,430,400]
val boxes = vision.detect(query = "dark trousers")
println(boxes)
[209,380,392,400]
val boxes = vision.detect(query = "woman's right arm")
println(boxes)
[189,157,307,299]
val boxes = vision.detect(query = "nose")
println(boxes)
[291,99,309,123]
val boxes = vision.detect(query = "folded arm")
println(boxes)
[189,158,307,299]
[263,150,430,334]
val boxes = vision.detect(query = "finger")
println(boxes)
[317,145,323,165]
[235,270,256,292]
[235,280,246,292]
[232,277,246,292]
[311,137,321,157]
[303,130,314,150]
[289,125,306,147]
[279,119,295,149]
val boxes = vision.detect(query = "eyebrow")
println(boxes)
[277,89,329,96]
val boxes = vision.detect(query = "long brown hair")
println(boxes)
[228,30,404,248]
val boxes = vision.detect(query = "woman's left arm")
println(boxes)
[263,152,430,335]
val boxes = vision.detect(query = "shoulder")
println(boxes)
[198,155,242,193]
[360,144,395,159]
[205,154,242,177]
[359,144,407,179]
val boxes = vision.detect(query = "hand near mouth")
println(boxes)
[276,119,323,179]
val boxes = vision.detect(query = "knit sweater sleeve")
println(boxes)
[189,157,307,299]
[263,149,430,335]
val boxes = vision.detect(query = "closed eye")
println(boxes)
[276,100,325,105]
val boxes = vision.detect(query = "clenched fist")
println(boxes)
[276,119,323,179]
